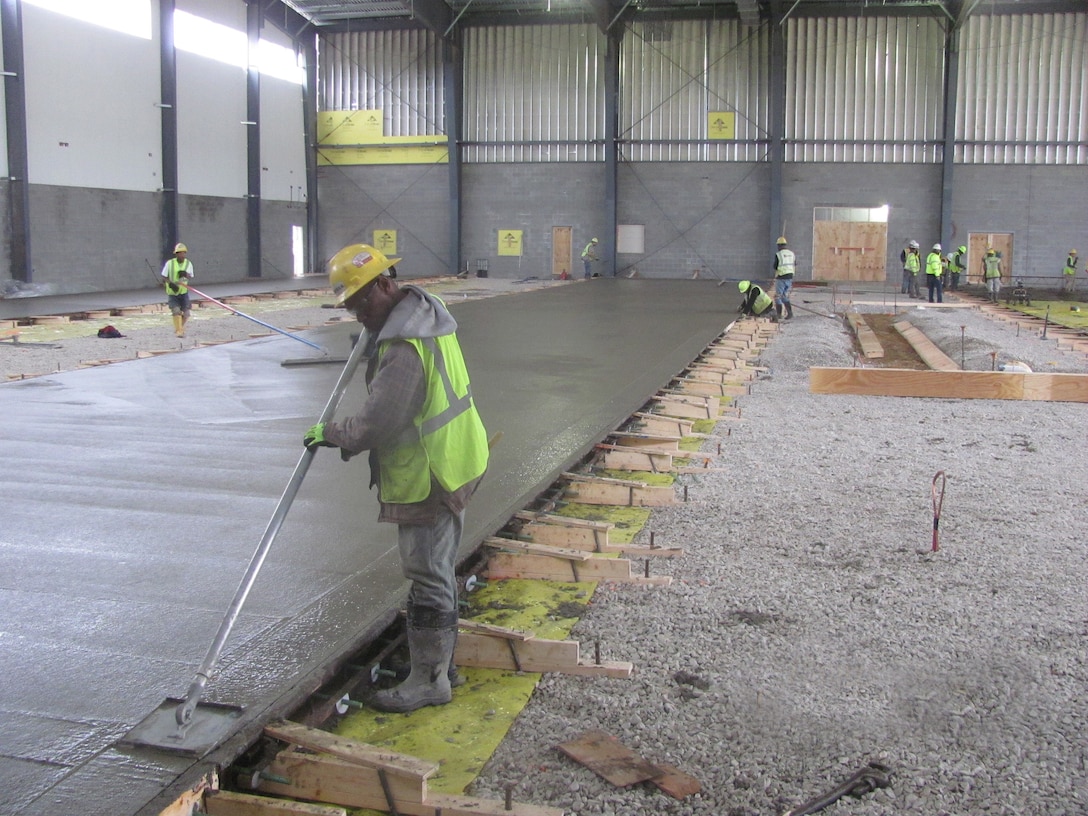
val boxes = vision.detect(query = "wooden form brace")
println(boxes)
[596,442,713,474]
[647,394,722,420]
[485,537,673,585]
[625,412,695,437]
[667,379,749,398]
[509,511,682,557]
[454,619,634,677]
[561,472,677,506]
[205,788,348,815]
[810,366,1088,403]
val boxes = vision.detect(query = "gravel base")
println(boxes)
[470,291,1088,816]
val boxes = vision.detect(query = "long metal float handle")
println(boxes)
[185,284,327,353]
[175,330,371,730]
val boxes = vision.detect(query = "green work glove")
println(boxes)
[303,422,336,451]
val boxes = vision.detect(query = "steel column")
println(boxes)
[604,26,620,277]
[246,0,262,279]
[1,0,30,283]
[158,0,179,258]
[445,32,464,276]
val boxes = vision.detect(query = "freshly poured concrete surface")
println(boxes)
[0,279,733,816]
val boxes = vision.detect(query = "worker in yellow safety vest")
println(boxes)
[773,236,795,320]
[983,248,1003,302]
[1062,249,1078,294]
[304,243,490,713]
[926,243,944,303]
[947,245,966,291]
[738,280,776,321]
[161,242,194,337]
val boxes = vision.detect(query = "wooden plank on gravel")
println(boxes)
[809,367,1088,403]
[455,631,633,677]
[556,731,662,787]
[845,312,884,358]
[892,320,959,370]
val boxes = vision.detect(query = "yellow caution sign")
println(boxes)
[708,111,736,140]
[373,230,397,257]
[497,230,523,257]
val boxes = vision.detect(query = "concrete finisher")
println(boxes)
[303,243,490,713]
[737,279,777,320]
[161,242,194,337]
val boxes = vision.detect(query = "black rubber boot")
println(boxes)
[785,303,793,320]
[370,606,458,713]
[775,304,783,320]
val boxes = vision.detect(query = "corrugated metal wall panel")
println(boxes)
[319,28,443,137]
[959,13,1087,164]
[623,20,769,161]
[786,16,945,163]
[462,24,604,162]
[315,13,1085,166]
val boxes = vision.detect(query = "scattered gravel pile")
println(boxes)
[471,290,1087,816]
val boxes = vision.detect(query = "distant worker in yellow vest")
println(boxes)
[1062,249,1078,294]
[773,236,795,320]
[947,245,967,291]
[983,247,1003,302]
[303,244,489,714]
[161,242,194,338]
[737,280,776,321]
[926,243,944,303]
[901,240,921,298]
[581,237,600,279]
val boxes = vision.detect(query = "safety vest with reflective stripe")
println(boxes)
[751,286,773,315]
[1064,255,1077,276]
[165,258,192,294]
[984,256,1002,279]
[775,249,795,277]
[926,252,943,277]
[376,333,489,504]
[905,252,920,274]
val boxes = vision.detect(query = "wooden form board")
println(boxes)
[259,748,564,815]
[625,413,694,437]
[648,395,721,420]
[205,790,347,816]
[510,511,681,557]
[892,320,960,370]
[486,548,672,585]
[810,367,1088,402]
[563,473,677,506]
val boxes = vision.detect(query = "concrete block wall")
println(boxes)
[618,162,769,281]
[953,165,1087,283]
[317,164,451,279]
[25,186,161,295]
[462,163,606,280]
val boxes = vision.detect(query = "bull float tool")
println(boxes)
[143,258,329,357]
[120,331,370,757]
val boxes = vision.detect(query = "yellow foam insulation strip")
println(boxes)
[333,578,596,814]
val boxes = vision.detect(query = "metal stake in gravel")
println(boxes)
[931,470,947,552]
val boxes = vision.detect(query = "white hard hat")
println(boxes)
[909,240,919,249]
[933,243,941,251]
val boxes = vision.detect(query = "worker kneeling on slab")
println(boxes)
[737,280,777,321]
[303,244,490,713]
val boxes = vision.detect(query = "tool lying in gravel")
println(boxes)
[119,330,370,757]
[782,762,892,815]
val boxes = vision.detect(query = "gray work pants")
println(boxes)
[398,506,464,614]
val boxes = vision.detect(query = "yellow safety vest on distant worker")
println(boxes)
[984,256,1002,279]
[164,258,192,294]
[376,333,489,504]
[926,252,943,277]
[905,253,920,275]
[775,249,795,277]
[1064,254,1077,276]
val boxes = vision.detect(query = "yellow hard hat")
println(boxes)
[776,236,788,245]
[1071,249,1078,254]
[738,280,751,293]
[328,244,400,305]
[987,247,996,255]
[173,242,188,253]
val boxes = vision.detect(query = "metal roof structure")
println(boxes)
[274,0,1074,32]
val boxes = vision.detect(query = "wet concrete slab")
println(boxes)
[0,278,734,816]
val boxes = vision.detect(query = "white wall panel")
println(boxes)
[260,25,306,204]
[22,4,161,190]
[176,53,247,197]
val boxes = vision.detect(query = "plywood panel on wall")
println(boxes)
[553,226,572,278]
[813,222,888,282]
[966,233,1013,285]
